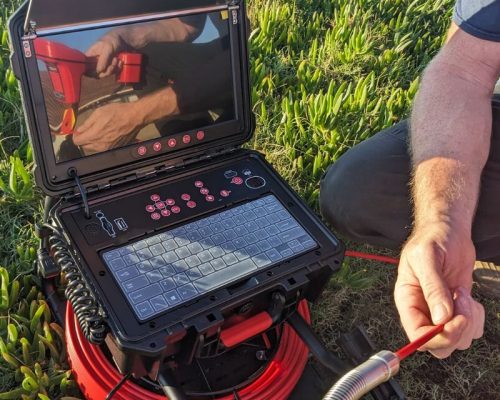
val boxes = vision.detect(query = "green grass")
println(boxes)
[0,0,499,399]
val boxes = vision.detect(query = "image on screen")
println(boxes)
[34,11,235,163]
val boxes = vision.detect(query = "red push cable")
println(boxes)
[344,250,399,265]
[395,324,445,361]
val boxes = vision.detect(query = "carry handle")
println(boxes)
[220,311,273,348]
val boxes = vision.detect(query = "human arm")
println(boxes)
[73,86,179,153]
[393,23,500,358]
[86,17,204,78]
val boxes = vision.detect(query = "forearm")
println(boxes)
[411,53,495,233]
[134,86,180,126]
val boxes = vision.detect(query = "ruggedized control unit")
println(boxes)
[9,0,349,398]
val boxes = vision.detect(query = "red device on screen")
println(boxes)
[34,38,143,135]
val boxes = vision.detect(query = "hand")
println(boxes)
[394,222,485,358]
[85,33,123,78]
[73,102,143,153]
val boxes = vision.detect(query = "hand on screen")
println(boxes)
[85,34,123,78]
[73,102,143,153]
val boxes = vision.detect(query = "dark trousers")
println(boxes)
[319,99,500,264]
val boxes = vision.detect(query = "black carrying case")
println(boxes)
[9,0,344,384]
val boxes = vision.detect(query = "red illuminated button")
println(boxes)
[206,195,215,202]
[146,205,155,213]
[194,181,204,188]
[232,177,244,185]
[168,139,177,148]
[151,213,161,221]
[153,142,162,152]
[161,209,171,217]
[220,190,231,198]
[166,199,175,206]
[151,194,161,202]
[181,194,191,201]
[197,130,205,141]
[156,202,166,209]
[138,146,147,156]
[171,206,181,214]
[187,201,197,209]
[183,135,192,144]
[200,188,210,195]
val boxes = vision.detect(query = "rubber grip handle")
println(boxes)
[220,311,273,348]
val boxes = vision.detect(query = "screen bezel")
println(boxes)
[20,4,251,192]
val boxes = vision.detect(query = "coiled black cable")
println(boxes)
[46,225,108,344]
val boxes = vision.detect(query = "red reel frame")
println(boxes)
[66,300,311,400]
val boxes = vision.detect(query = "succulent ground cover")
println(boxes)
[0,0,499,398]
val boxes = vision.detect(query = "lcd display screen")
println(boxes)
[34,11,235,163]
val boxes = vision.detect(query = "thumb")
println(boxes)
[418,249,454,325]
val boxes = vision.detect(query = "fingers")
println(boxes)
[99,57,119,78]
[416,246,454,325]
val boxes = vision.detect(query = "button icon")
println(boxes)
[183,135,191,144]
[187,201,197,209]
[200,188,210,195]
[161,210,171,217]
[197,130,205,141]
[156,202,166,209]
[194,181,204,188]
[224,170,238,179]
[151,194,160,202]
[138,146,147,156]
[166,199,175,206]
[171,206,181,214]
[181,194,191,201]
[168,138,177,148]
[220,190,231,198]
[146,205,155,213]
[153,142,162,152]
[151,213,161,221]
[232,177,243,185]
[206,195,215,202]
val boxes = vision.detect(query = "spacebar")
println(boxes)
[193,259,257,293]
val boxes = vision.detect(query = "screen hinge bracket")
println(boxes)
[68,168,91,219]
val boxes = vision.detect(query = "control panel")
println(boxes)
[70,159,270,248]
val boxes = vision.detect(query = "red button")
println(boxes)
[161,209,171,217]
[200,188,210,195]
[153,142,162,152]
[166,199,175,206]
[146,205,155,213]
[183,135,191,144]
[206,195,215,202]
[151,194,160,202]
[232,177,243,185]
[151,213,161,221]
[187,201,197,209]
[156,202,166,209]
[181,194,191,201]
[171,206,181,214]
[138,146,147,156]
[168,139,177,148]
[194,181,204,188]
[197,130,205,141]
[220,190,231,198]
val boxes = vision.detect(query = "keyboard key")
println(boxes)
[123,253,140,266]
[119,246,134,256]
[147,270,163,283]
[137,261,153,273]
[175,237,190,247]
[194,259,257,293]
[137,248,153,261]
[223,253,238,266]
[199,263,215,276]
[186,268,203,281]
[163,252,179,264]
[211,258,226,271]
[103,250,120,261]
[150,243,165,256]
[108,257,126,271]
[173,273,190,286]
[186,255,201,268]
[163,240,178,251]
[198,250,213,263]
[209,247,225,258]
[254,254,272,268]
[165,290,182,306]
[129,283,162,304]
[133,240,148,251]
[178,284,198,300]
[279,227,307,243]
[150,295,169,312]
[160,278,176,292]
[135,301,155,319]
[173,260,189,273]
[187,242,203,254]
[124,276,149,292]
[116,266,139,282]
[146,236,161,246]
[266,249,282,262]
[159,265,176,277]
[175,247,191,259]
[150,256,166,269]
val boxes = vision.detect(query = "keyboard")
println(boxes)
[102,195,317,321]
